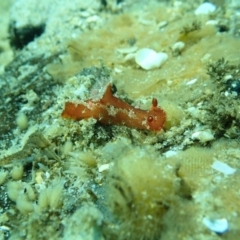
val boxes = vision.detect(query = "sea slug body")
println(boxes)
[61,84,166,131]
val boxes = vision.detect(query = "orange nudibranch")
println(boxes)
[61,84,166,131]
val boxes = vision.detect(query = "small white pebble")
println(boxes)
[123,52,136,62]
[138,18,153,25]
[186,78,198,85]
[116,46,138,54]
[86,15,101,23]
[0,225,11,231]
[203,217,228,233]
[172,41,185,52]
[98,163,112,172]
[135,48,168,70]
[211,160,236,175]
[191,130,214,143]
[164,150,178,158]
[201,53,211,63]
[187,106,196,113]
[167,80,173,86]
[206,20,218,25]
[224,75,233,81]
[195,3,216,15]
[45,172,50,179]
[158,21,168,28]
[166,164,173,169]
[173,1,182,7]
[225,91,229,97]
[114,68,122,73]
[79,11,91,18]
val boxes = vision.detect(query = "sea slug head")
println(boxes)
[146,98,166,131]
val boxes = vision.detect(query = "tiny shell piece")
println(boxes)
[98,163,112,172]
[186,78,197,86]
[191,130,214,143]
[114,68,122,73]
[211,160,236,175]
[135,48,168,70]
[206,20,218,26]
[164,150,178,158]
[157,21,168,28]
[172,41,185,52]
[203,217,228,233]
[194,3,216,15]
[117,46,138,54]
[0,226,11,231]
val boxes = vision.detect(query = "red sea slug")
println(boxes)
[61,84,166,131]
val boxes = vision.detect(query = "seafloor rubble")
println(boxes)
[0,0,240,239]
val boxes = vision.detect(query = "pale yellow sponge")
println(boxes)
[105,146,180,239]
[161,101,185,130]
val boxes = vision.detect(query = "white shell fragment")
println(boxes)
[191,130,214,143]
[194,3,216,15]
[211,160,236,175]
[172,41,185,52]
[135,48,168,70]
[98,163,112,173]
[203,217,228,234]
[0,225,11,231]
[157,21,168,29]
[123,53,136,62]
[186,78,198,85]
[164,150,178,158]
[114,68,122,73]
[206,20,218,26]
[116,46,138,54]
